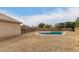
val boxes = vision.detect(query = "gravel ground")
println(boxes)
[0,31,76,52]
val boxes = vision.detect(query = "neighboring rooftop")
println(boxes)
[0,13,22,24]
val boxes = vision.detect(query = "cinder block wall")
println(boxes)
[0,22,21,37]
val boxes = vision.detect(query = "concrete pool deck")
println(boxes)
[0,31,76,52]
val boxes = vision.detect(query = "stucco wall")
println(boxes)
[75,28,79,33]
[0,22,21,37]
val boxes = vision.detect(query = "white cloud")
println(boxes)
[0,8,79,27]
[19,8,79,26]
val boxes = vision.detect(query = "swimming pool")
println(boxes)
[36,31,64,36]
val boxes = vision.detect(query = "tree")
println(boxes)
[38,23,45,28]
[55,23,64,29]
[64,22,73,28]
[38,23,52,28]
[55,21,75,31]
[75,17,79,27]
[44,25,51,28]
[71,22,75,28]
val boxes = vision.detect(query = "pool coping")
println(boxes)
[35,31,65,36]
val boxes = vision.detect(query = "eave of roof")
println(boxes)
[0,13,22,24]
[0,19,22,24]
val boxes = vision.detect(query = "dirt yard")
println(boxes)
[0,31,76,52]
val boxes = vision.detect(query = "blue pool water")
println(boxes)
[39,31,64,35]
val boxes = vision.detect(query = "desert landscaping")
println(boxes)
[0,31,76,52]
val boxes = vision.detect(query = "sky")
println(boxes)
[0,7,79,27]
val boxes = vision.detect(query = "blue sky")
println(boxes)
[0,7,67,15]
[0,7,78,26]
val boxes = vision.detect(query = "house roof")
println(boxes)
[0,13,22,24]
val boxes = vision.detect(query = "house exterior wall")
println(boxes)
[75,28,79,33]
[0,22,21,37]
